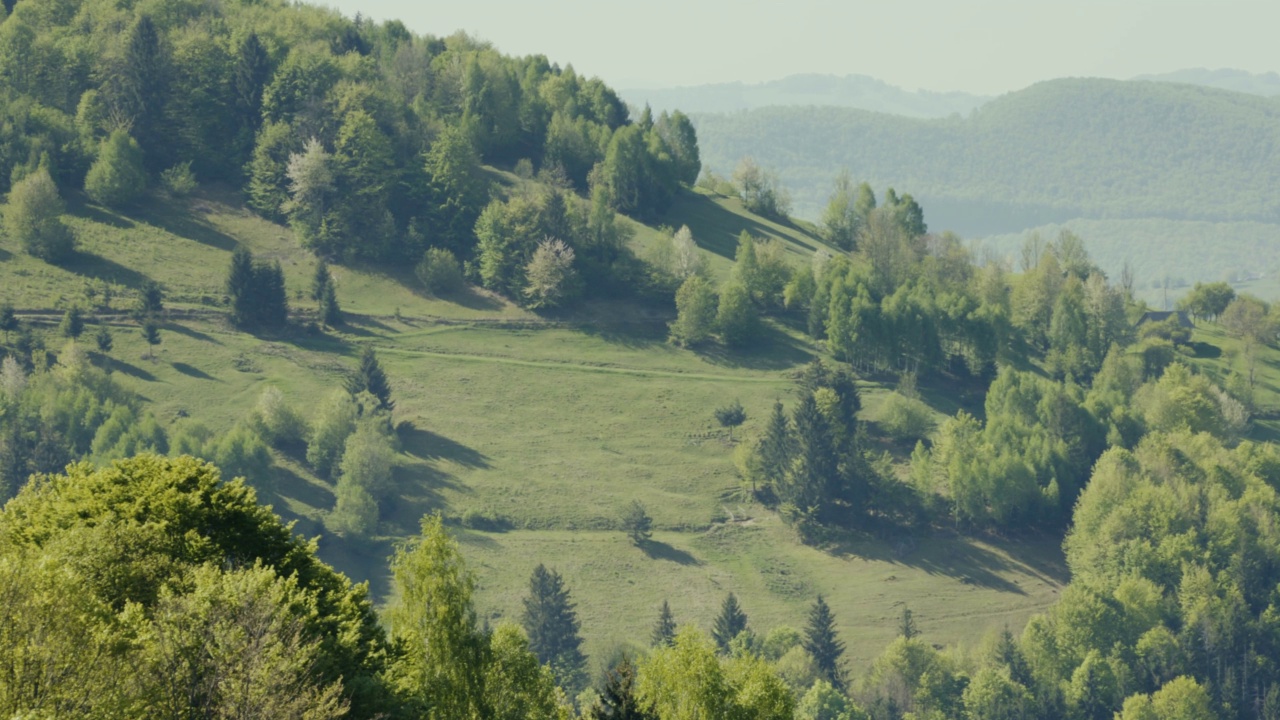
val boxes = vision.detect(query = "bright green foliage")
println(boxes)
[651,600,677,648]
[423,126,488,255]
[283,137,335,251]
[1136,363,1241,439]
[1178,281,1235,322]
[85,129,146,207]
[1119,677,1217,720]
[5,167,73,262]
[796,680,868,720]
[386,515,489,719]
[416,247,465,295]
[252,386,308,448]
[878,391,934,442]
[668,275,717,346]
[0,455,392,717]
[733,157,790,220]
[822,169,861,250]
[716,282,759,348]
[159,162,197,196]
[961,666,1033,720]
[89,404,167,461]
[637,627,793,720]
[486,623,572,720]
[521,564,587,693]
[861,636,961,719]
[712,592,750,652]
[306,389,358,479]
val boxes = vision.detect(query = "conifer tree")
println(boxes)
[0,303,16,341]
[319,281,342,327]
[94,325,113,354]
[312,258,332,302]
[138,280,164,319]
[347,346,393,411]
[588,657,655,720]
[758,400,794,490]
[59,308,84,339]
[651,600,676,648]
[899,607,919,639]
[783,392,837,512]
[803,595,846,690]
[520,564,587,693]
[142,320,160,360]
[711,592,749,652]
[714,400,746,441]
[227,248,255,326]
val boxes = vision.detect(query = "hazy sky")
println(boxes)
[325,0,1279,95]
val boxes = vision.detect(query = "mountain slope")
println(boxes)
[623,73,990,118]
[1135,68,1280,96]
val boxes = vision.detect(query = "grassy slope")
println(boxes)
[0,186,1066,673]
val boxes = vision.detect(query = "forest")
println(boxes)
[3,0,1280,719]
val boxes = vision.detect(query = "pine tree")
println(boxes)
[621,500,652,545]
[227,248,289,330]
[319,280,342,327]
[711,592,749,652]
[651,600,676,648]
[312,258,332,302]
[347,346,393,411]
[588,656,655,720]
[803,595,846,691]
[227,248,255,326]
[138,281,164,319]
[520,564,587,693]
[757,400,794,491]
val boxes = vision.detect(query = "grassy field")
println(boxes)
[0,185,1067,673]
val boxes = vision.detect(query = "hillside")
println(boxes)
[1135,67,1280,96]
[623,74,990,118]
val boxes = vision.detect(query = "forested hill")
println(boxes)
[693,78,1280,233]
[623,73,990,118]
[1135,68,1280,96]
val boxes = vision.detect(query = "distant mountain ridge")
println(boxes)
[692,78,1280,233]
[1134,68,1280,96]
[622,73,991,118]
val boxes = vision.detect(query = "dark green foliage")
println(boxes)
[520,563,587,693]
[93,326,112,354]
[712,592,749,652]
[347,347,393,412]
[312,259,341,326]
[141,319,160,359]
[899,607,919,639]
[1178,281,1235,321]
[716,282,758,348]
[714,399,746,440]
[781,392,837,513]
[58,307,83,339]
[138,280,164,319]
[804,596,846,691]
[589,657,656,720]
[621,500,653,545]
[757,401,793,493]
[0,304,15,340]
[651,600,676,648]
[226,248,289,331]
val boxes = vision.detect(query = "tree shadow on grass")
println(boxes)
[267,464,336,514]
[164,322,222,345]
[697,321,816,371]
[640,539,702,566]
[137,199,239,251]
[657,191,825,261]
[0,246,12,262]
[109,357,158,382]
[65,196,136,230]
[824,530,1066,596]
[399,422,490,469]
[171,361,219,381]
[341,313,398,338]
[63,250,152,290]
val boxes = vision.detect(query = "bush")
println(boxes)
[879,392,935,442]
[160,162,198,196]
[5,167,74,263]
[415,247,463,295]
[85,129,146,207]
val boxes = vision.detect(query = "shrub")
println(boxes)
[415,247,463,295]
[879,392,935,442]
[160,161,198,196]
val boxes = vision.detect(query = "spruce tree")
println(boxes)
[141,320,160,360]
[348,346,393,411]
[784,392,837,512]
[520,564,586,693]
[138,281,164,319]
[59,307,84,339]
[651,600,676,648]
[803,595,846,690]
[758,400,794,491]
[714,399,746,441]
[588,656,655,720]
[226,248,255,326]
[94,325,113,354]
[320,280,342,327]
[312,258,332,302]
[711,592,749,652]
